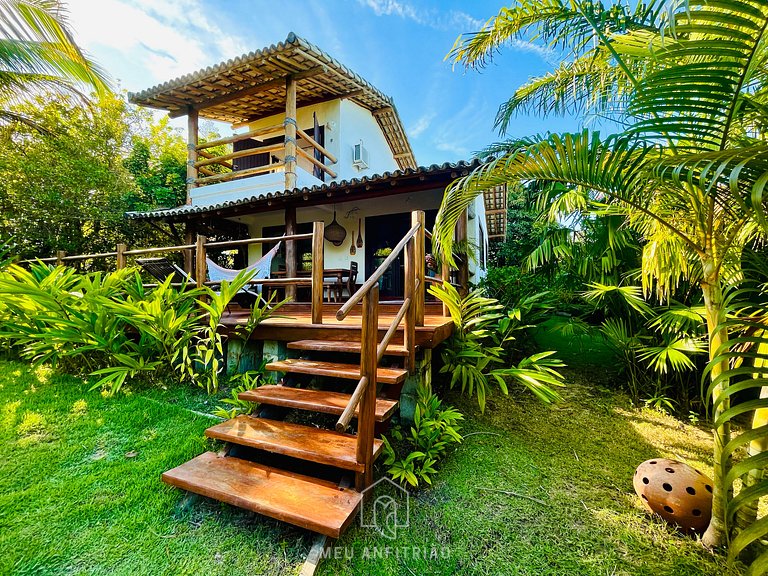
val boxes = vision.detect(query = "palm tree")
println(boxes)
[0,0,110,128]
[435,0,768,559]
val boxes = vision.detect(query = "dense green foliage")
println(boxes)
[382,385,463,487]
[438,0,768,556]
[0,262,282,395]
[0,93,187,259]
[430,282,565,411]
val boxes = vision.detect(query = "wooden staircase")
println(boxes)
[161,211,428,539]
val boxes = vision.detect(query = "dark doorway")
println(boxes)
[364,209,437,299]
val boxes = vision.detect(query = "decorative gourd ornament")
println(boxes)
[633,458,713,534]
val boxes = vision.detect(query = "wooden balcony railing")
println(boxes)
[21,222,328,324]
[335,210,426,491]
[192,123,338,188]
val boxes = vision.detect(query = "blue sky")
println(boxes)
[67,0,580,166]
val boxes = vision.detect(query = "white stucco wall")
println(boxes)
[232,189,441,282]
[189,98,400,207]
[227,188,487,285]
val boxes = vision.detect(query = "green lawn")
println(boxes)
[0,360,737,575]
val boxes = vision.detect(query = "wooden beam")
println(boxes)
[116,243,127,270]
[356,286,379,492]
[186,109,199,205]
[311,221,324,324]
[195,143,284,169]
[285,205,297,301]
[284,75,298,191]
[194,162,283,186]
[196,123,283,151]
[169,66,326,118]
[457,209,469,296]
[195,234,207,288]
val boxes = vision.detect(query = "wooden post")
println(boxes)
[457,209,469,295]
[440,253,451,317]
[55,250,66,266]
[285,205,297,301]
[404,236,416,373]
[195,234,207,288]
[116,243,127,270]
[183,226,194,275]
[284,75,297,191]
[412,210,425,326]
[311,221,324,324]
[186,108,199,205]
[356,285,379,492]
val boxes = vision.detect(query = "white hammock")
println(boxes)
[206,241,282,294]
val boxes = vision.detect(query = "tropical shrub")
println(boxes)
[430,282,565,411]
[382,385,463,487]
[438,0,768,552]
[0,262,279,395]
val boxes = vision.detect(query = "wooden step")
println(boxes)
[205,415,383,472]
[266,359,408,385]
[162,451,361,538]
[288,339,410,357]
[239,385,398,421]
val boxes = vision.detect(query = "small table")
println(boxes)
[272,268,350,301]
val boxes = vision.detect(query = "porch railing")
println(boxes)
[192,123,338,188]
[21,222,328,324]
[334,210,426,491]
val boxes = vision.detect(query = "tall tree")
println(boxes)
[435,0,768,561]
[0,0,110,130]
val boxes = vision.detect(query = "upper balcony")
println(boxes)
[128,33,416,207]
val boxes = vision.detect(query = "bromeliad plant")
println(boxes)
[430,282,565,411]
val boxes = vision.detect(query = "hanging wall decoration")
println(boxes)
[324,209,347,246]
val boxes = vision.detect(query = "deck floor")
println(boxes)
[220,302,454,349]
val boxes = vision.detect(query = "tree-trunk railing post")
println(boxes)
[404,234,417,373]
[412,210,425,327]
[356,285,379,492]
[55,250,66,266]
[195,234,207,289]
[457,208,469,296]
[116,243,127,270]
[285,205,297,301]
[440,253,451,317]
[186,108,199,205]
[311,221,324,324]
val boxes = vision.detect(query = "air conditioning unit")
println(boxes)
[352,140,369,170]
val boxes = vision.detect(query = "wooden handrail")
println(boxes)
[198,149,232,170]
[194,143,284,169]
[336,221,421,321]
[377,298,410,363]
[195,162,284,185]
[123,244,196,256]
[296,146,337,179]
[205,233,311,249]
[296,127,338,164]
[196,123,283,151]
[335,376,368,432]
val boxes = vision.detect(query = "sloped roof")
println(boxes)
[126,160,482,222]
[128,32,416,170]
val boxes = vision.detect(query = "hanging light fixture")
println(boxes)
[324,208,347,246]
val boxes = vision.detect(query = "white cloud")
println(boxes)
[66,0,250,87]
[359,0,555,63]
[359,0,484,31]
[408,111,436,138]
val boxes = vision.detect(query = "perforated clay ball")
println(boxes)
[633,458,713,534]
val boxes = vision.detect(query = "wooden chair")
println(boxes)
[340,261,358,299]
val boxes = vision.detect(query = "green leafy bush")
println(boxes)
[0,262,283,395]
[430,282,565,411]
[382,385,463,487]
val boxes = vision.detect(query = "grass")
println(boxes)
[0,360,738,575]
